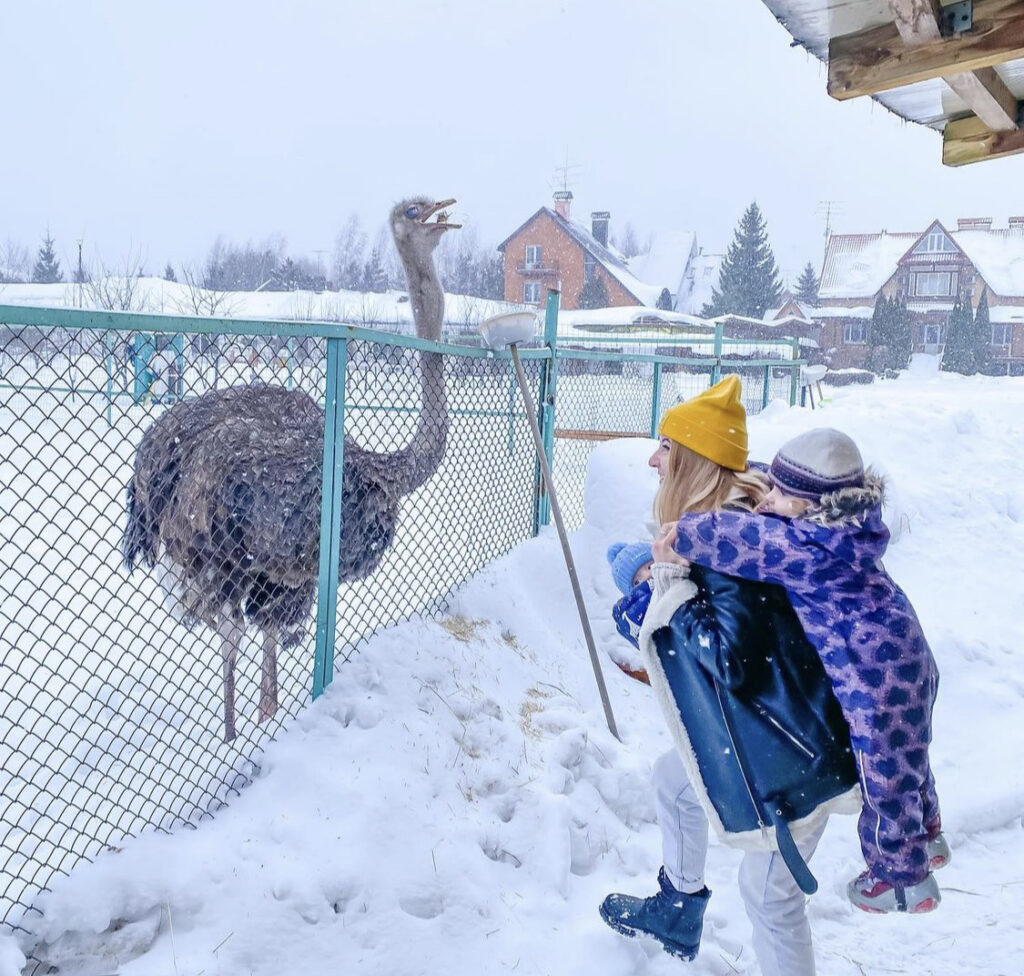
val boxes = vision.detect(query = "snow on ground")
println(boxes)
[9,359,1024,976]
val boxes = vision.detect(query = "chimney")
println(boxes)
[591,211,610,248]
[553,190,573,220]
[957,217,993,231]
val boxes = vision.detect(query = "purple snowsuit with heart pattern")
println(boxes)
[672,475,940,886]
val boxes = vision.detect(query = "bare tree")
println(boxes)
[84,247,151,311]
[177,263,241,317]
[331,214,367,290]
[1,239,31,282]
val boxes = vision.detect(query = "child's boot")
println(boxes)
[847,870,940,914]
[599,867,710,960]
[927,831,951,870]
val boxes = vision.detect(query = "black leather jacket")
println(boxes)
[614,565,858,892]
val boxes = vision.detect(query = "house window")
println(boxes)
[525,245,542,269]
[584,253,597,283]
[916,231,957,254]
[523,281,541,303]
[919,324,943,345]
[914,272,952,297]
[992,323,1013,345]
[843,322,866,344]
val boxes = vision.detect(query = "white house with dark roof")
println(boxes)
[497,192,716,313]
[814,218,1024,371]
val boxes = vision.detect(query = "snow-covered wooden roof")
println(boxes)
[819,218,1024,298]
[761,0,1024,166]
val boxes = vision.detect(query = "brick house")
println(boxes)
[814,218,1024,371]
[497,191,705,312]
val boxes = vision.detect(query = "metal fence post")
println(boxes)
[710,321,723,386]
[762,363,771,411]
[789,338,801,406]
[649,361,663,437]
[313,336,348,699]
[104,330,114,425]
[533,287,561,534]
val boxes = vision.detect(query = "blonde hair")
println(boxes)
[654,441,768,524]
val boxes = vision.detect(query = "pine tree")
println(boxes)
[940,298,976,375]
[361,246,389,293]
[164,263,177,282]
[656,287,674,310]
[889,298,914,370]
[577,274,609,309]
[794,262,820,306]
[701,202,783,319]
[972,290,992,374]
[867,295,892,373]
[32,232,63,283]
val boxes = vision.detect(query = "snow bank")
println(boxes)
[15,367,1024,976]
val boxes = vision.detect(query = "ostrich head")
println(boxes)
[389,197,461,258]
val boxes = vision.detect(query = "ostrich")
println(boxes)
[123,197,459,741]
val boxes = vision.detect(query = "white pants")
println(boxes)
[652,749,826,976]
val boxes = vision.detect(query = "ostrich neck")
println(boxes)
[383,243,450,495]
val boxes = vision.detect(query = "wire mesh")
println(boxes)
[0,317,544,931]
[0,324,330,929]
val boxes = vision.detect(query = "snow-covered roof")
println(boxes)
[557,213,665,306]
[674,250,723,315]
[819,232,917,299]
[557,305,708,335]
[628,231,697,303]
[820,224,1024,301]
[760,1,1024,135]
[498,205,705,310]
[952,229,1024,297]
[811,305,875,320]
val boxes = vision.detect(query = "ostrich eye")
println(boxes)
[405,205,420,219]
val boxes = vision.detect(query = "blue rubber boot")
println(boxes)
[599,868,710,961]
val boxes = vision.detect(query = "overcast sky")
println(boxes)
[4,0,1023,285]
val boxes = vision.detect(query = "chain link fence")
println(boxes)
[0,304,802,933]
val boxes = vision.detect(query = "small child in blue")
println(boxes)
[606,542,654,653]
[668,428,949,914]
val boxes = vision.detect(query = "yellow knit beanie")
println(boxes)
[658,375,748,471]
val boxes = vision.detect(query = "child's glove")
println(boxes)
[612,580,653,650]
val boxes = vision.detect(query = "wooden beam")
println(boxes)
[944,66,1020,129]
[554,428,649,441]
[943,112,1024,164]
[828,0,1024,101]
[886,1,1020,130]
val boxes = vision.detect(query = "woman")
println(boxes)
[599,376,860,976]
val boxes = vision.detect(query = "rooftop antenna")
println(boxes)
[817,200,844,241]
[550,149,583,195]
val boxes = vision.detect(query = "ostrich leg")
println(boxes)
[259,626,279,724]
[217,611,243,742]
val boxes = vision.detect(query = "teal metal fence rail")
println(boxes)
[0,297,803,933]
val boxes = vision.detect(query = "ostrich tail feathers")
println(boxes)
[122,479,157,571]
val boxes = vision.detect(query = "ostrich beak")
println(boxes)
[422,198,461,230]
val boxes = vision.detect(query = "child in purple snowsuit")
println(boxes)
[668,428,948,915]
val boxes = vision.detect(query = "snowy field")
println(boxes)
[3,358,1022,976]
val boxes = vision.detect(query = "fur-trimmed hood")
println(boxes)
[805,469,886,528]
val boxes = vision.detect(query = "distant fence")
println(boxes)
[0,296,804,932]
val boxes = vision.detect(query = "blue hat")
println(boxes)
[607,541,654,596]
